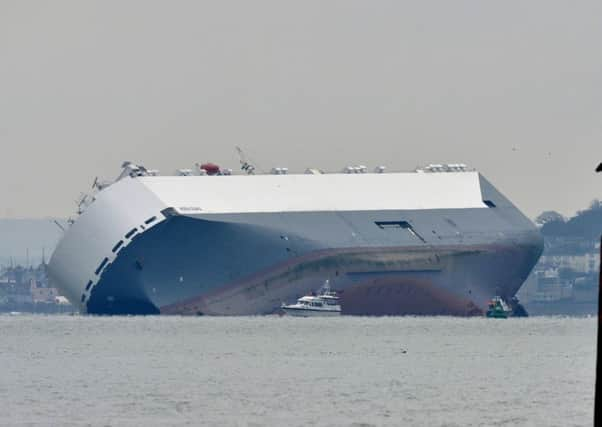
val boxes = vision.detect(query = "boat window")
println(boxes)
[85,280,93,291]
[375,221,426,243]
[95,258,109,275]
[483,200,496,208]
[125,228,137,239]
[112,240,124,253]
[375,221,412,229]
[144,216,157,225]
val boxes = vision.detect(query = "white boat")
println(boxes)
[281,280,341,317]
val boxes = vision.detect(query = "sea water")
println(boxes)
[0,315,595,426]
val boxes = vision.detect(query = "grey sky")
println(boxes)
[1,0,600,220]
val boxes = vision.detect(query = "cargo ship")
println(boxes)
[48,160,543,316]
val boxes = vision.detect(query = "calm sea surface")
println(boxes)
[0,315,595,427]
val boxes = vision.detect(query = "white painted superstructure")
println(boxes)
[138,171,488,215]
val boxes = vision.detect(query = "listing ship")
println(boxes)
[48,160,543,316]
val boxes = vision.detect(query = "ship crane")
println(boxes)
[235,146,258,175]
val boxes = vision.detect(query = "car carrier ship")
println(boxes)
[48,160,543,316]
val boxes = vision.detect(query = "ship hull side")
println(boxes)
[85,213,542,316]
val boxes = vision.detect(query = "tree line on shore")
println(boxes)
[536,200,602,240]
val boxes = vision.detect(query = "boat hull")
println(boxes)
[281,307,341,317]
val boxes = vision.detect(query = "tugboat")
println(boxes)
[281,280,341,317]
[486,296,512,318]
